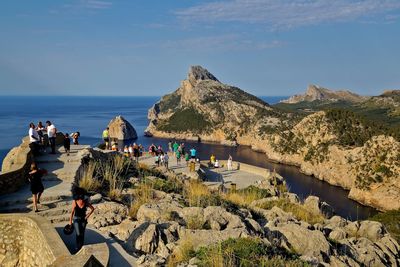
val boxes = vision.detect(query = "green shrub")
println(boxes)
[370,210,400,243]
[158,107,211,133]
[147,177,183,194]
[195,238,307,267]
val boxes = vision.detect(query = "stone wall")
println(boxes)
[0,214,67,266]
[0,137,33,195]
[0,133,66,195]
[0,214,109,267]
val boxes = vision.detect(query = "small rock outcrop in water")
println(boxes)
[281,84,368,104]
[108,116,137,140]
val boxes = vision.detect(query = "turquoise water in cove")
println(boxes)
[0,96,377,219]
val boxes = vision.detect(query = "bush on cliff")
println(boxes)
[158,107,211,133]
[370,210,400,243]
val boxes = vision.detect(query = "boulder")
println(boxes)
[339,237,395,267]
[304,196,334,218]
[266,223,331,262]
[136,200,183,223]
[88,202,128,229]
[357,220,386,241]
[203,206,245,230]
[126,222,167,257]
[107,115,137,140]
[328,228,347,241]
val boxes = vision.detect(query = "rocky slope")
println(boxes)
[146,66,400,211]
[80,151,400,267]
[361,89,400,117]
[281,84,368,104]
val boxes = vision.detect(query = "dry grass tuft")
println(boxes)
[257,198,325,225]
[96,155,131,200]
[185,180,212,207]
[78,161,101,192]
[167,236,195,267]
[186,214,206,230]
[129,182,154,219]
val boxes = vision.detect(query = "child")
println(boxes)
[64,133,71,156]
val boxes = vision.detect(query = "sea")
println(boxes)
[0,96,377,220]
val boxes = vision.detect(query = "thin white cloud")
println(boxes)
[175,0,400,30]
[83,0,112,10]
[161,34,285,51]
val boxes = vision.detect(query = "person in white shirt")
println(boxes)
[46,121,57,154]
[227,155,233,171]
[214,159,220,168]
[29,123,40,155]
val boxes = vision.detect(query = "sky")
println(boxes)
[0,0,399,97]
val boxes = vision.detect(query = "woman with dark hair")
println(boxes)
[68,186,95,252]
[28,162,47,212]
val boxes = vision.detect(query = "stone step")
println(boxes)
[48,213,71,224]
[0,193,71,207]
[38,206,70,217]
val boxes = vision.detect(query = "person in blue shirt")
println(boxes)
[190,147,196,159]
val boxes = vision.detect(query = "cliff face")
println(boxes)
[281,84,368,104]
[146,66,400,211]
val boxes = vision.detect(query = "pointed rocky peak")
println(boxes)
[188,65,219,85]
[305,84,326,99]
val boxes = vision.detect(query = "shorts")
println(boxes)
[191,156,196,159]
[103,138,109,142]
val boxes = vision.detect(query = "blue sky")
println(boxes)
[0,0,399,96]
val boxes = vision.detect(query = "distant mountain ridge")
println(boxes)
[281,84,368,104]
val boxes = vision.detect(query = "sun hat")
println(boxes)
[63,224,74,235]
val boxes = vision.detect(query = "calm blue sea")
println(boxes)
[0,96,285,166]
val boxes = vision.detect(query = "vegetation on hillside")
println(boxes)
[194,238,307,267]
[370,210,400,243]
[158,107,211,133]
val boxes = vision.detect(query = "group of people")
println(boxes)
[28,121,57,155]
[168,140,198,166]
[123,143,144,162]
[210,154,233,170]
[28,120,80,156]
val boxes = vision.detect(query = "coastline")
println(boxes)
[146,130,392,212]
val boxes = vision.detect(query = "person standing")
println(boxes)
[176,149,181,165]
[64,133,71,156]
[168,141,172,153]
[172,141,179,156]
[36,121,46,152]
[72,132,80,145]
[190,147,197,159]
[29,123,40,156]
[28,163,47,212]
[102,127,110,149]
[164,153,169,169]
[227,155,233,171]
[46,121,57,154]
[69,187,95,252]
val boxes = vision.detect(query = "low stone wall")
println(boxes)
[0,214,109,267]
[200,160,276,179]
[0,133,66,195]
[0,137,33,195]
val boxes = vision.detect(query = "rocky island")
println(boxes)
[146,66,400,212]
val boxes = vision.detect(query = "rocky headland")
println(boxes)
[145,66,400,212]
[280,84,369,104]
